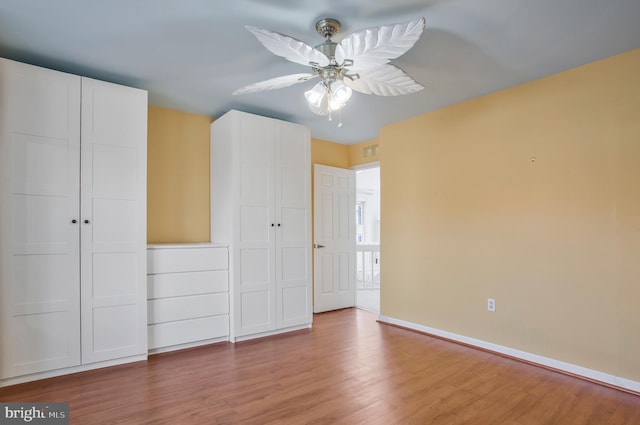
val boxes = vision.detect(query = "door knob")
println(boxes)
[314,244,326,248]
[71,219,78,224]
[83,219,90,224]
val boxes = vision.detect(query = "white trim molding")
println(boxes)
[0,354,148,388]
[378,315,640,395]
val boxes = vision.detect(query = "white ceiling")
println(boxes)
[0,0,638,144]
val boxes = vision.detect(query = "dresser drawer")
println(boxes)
[148,315,229,349]
[147,246,228,274]
[148,270,228,299]
[147,293,228,324]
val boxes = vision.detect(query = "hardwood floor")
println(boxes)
[2,308,639,424]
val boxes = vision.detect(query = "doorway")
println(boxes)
[355,166,380,314]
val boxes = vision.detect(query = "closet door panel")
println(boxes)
[2,61,75,140]
[13,255,69,306]
[280,207,308,243]
[92,252,138,299]
[92,305,139,352]
[80,77,147,364]
[92,198,137,249]
[92,144,138,199]
[281,286,308,323]
[240,206,270,243]
[240,164,270,205]
[235,114,276,336]
[281,247,308,282]
[240,291,271,329]
[0,58,81,378]
[275,122,312,328]
[240,248,270,288]
[12,194,69,254]
[12,312,78,376]
[11,134,69,196]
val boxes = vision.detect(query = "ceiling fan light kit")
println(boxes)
[233,17,426,127]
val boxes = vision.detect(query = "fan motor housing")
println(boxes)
[315,40,338,61]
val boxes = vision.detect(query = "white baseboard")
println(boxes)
[0,354,148,388]
[377,315,640,395]
[231,323,312,343]
[148,336,229,355]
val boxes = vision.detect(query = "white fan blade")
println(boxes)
[233,73,317,95]
[246,26,329,67]
[344,64,424,96]
[339,17,425,71]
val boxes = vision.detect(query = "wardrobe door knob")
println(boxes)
[71,219,78,224]
[83,219,90,224]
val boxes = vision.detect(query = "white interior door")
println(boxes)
[0,59,82,377]
[313,164,356,313]
[80,77,148,363]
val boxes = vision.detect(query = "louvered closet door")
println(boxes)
[80,78,148,363]
[0,59,82,378]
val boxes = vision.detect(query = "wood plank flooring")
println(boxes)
[1,308,639,424]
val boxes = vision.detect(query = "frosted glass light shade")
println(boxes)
[304,82,326,107]
[331,80,352,104]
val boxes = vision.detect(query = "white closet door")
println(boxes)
[235,114,276,336]
[80,77,148,363]
[275,122,312,328]
[0,59,81,377]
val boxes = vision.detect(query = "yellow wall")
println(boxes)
[380,48,640,381]
[349,138,380,167]
[311,137,350,168]
[147,122,361,245]
[147,105,211,243]
[144,49,640,384]
[311,136,380,169]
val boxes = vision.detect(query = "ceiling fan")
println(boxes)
[233,17,426,126]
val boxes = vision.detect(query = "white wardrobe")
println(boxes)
[0,58,148,383]
[210,110,312,341]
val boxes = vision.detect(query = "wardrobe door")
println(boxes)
[274,122,312,329]
[80,77,148,363]
[0,58,82,378]
[235,113,277,337]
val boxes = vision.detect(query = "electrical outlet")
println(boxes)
[487,298,496,312]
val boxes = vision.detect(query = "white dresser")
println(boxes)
[147,244,229,353]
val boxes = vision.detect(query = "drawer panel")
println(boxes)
[148,293,228,324]
[147,247,228,274]
[148,270,228,299]
[148,315,229,349]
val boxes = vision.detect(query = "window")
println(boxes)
[356,201,365,243]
